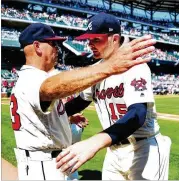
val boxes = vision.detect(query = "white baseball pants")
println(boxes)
[102,133,171,180]
[14,149,66,180]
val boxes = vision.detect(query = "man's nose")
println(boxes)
[89,41,94,48]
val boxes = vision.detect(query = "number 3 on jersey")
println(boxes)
[109,103,127,120]
[10,94,21,130]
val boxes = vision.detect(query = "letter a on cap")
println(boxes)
[88,21,93,30]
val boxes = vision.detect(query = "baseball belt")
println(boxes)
[25,149,62,158]
[117,137,147,145]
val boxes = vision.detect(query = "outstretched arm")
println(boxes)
[65,96,91,116]
[40,35,156,101]
[56,103,147,174]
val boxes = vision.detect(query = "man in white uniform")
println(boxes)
[10,22,156,180]
[64,95,87,181]
[56,13,171,180]
[49,68,87,180]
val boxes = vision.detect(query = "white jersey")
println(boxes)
[10,65,72,150]
[80,63,160,137]
[50,69,83,145]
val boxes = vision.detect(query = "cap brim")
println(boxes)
[44,36,67,41]
[75,33,107,40]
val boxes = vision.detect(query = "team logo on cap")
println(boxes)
[131,78,147,91]
[109,28,113,32]
[88,21,93,30]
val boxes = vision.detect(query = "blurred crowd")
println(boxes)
[150,49,179,62]
[152,74,179,95]
[1,67,179,96]
[55,63,74,71]
[1,27,179,63]
[65,40,92,54]
[2,3,179,96]
[2,4,179,45]
[1,68,19,95]
[1,27,20,41]
[37,0,177,28]
[1,4,88,29]
[121,25,179,44]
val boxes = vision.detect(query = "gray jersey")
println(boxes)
[80,63,160,137]
[10,65,72,150]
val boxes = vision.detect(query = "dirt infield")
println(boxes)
[1,158,18,180]
[157,113,179,121]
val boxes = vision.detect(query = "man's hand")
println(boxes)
[56,133,112,174]
[40,35,156,102]
[105,34,156,75]
[56,140,97,174]
[69,113,89,128]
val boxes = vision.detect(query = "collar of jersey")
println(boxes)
[20,65,48,74]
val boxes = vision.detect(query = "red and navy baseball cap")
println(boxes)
[19,23,66,48]
[75,12,121,40]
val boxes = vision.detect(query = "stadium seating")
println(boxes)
[152,74,179,95]
[1,6,88,30]
[34,0,177,28]
[1,4,179,45]
[1,1,179,96]
[63,40,92,56]
[1,27,178,62]
[1,69,13,80]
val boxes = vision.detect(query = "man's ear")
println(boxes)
[33,41,42,56]
[112,34,120,44]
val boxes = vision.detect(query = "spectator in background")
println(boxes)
[2,79,8,93]
[9,81,15,89]
[1,79,8,93]
[47,6,57,14]
[11,67,18,79]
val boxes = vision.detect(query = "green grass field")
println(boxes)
[1,95,179,180]
[155,95,179,115]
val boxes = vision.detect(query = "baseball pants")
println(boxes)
[102,133,171,180]
[14,149,66,180]
[64,124,84,180]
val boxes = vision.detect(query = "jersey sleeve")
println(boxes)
[123,63,154,107]
[80,87,93,101]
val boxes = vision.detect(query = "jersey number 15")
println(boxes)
[109,103,127,120]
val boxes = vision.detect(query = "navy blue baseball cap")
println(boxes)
[19,23,66,48]
[75,12,121,40]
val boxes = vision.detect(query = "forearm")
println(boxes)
[56,131,112,173]
[102,103,147,145]
[40,63,109,101]
[86,132,112,153]
[65,96,91,116]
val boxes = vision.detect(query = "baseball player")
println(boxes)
[56,13,171,180]
[10,22,153,180]
[49,68,88,180]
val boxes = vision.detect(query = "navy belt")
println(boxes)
[25,150,62,158]
[51,150,62,158]
[117,137,147,145]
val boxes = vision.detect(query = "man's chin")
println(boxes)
[93,54,101,59]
